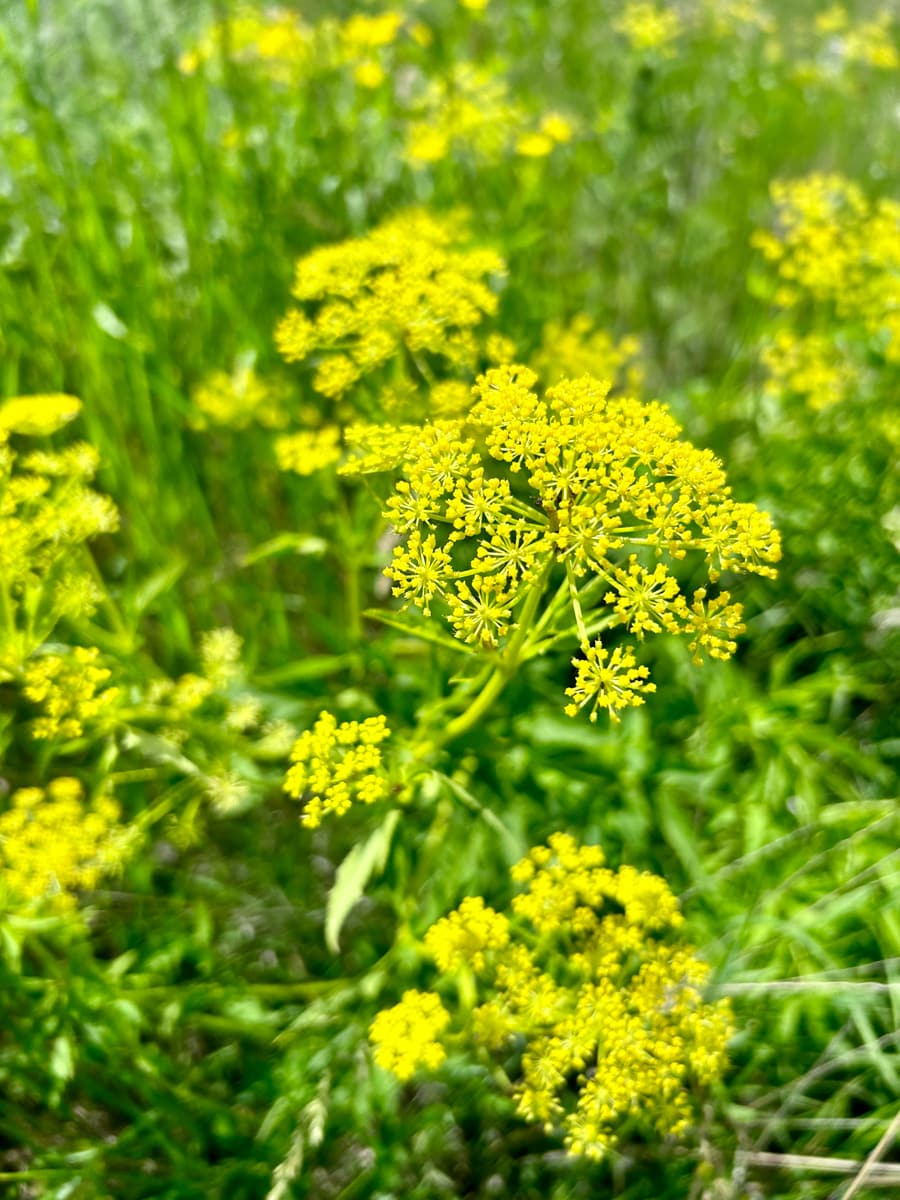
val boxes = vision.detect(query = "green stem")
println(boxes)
[430,560,552,750]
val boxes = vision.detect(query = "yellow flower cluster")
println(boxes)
[371,834,732,1160]
[533,316,644,391]
[275,210,504,401]
[178,6,317,82]
[190,366,288,430]
[405,65,573,165]
[355,365,777,718]
[369,989,450,1081]
[178,6,416,90]
[760,330,858,410]
[0,407,118,670]
[0,778,129,909]
[816,7,899,70]
[275,428,342,476]
[199,627,243,688]
[283,711,391,827]
[0,393,81,436]
[23,646,119,740]
[754,174,900,362]
[614,2,682,54]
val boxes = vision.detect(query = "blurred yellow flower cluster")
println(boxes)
[178,7,315,82]
[533,315,644,391]
[24,646,119,740]
[0,395,118,671]
[190,366,289,431]
[370,989,450,1080]
[178,6,420,90]
[283,711,391,827]
[761,330,858,410]
[405,65,573,165]
[276,210,504,399]
[0,778,130,909]
[275,428,342,476]
[816,6,899,70]
[349,364,776,718]
[371,834,732,1160]
[755,174,900,361]
[614,2,682,54]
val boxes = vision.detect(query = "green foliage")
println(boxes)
[1,0,898,1196]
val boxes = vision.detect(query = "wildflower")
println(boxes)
[370,990,450,1081]
[533,316,643,391]
[275,428,342,475]
[284,711,391,827]
[177,8,314,84]
[0,779,131,909]
[614,2,682,54]
[386,530,453,616]
[0,393,81,436]
[371,836,732,1161]
[404,64,538,167]
[604,557,682,636]
[200,628,243,687]
[0,424,118,668]
[353,59,385,88]
[564,639,656,722]
[376,365,779,719]
[761,330,858,410]
[276,210,504,403]
[24,647,119,740]
[191,366,288,430]
[676,588,746,663]
[425,895,510,973]
[170,673,215,712]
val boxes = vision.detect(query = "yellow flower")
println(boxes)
[276,210,504,403]
[372,836,732,1160]
[564,639,656,723]
[275,428,342,475]
[516,131,555,157]
[375,364,779,717]
[354,59,386,88]
[24,646,119,740]
[0,778,131,909]
[404,64,532,167]
[533,315,643,391]
[425,895,510,973]
[370,990,450,1081]
[191,366,288,430]
[0,393,81,436]
[200,627,243,687]
[614,2,682,54]
[283,711,391,827]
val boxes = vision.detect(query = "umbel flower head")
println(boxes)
[347,364,779,720]
[275,209,505,405]
[405,63,573,166]
[0,397,119,672]
[753,173,900,367]
[0,778,132,910]
[24,646,120,740]
[370,834,732,1161]
[283,711,391,827]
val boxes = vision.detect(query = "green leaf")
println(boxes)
[130,558,186,617]
[241,533,328,567]
[363,608,478,655]
[325,810,400,954]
